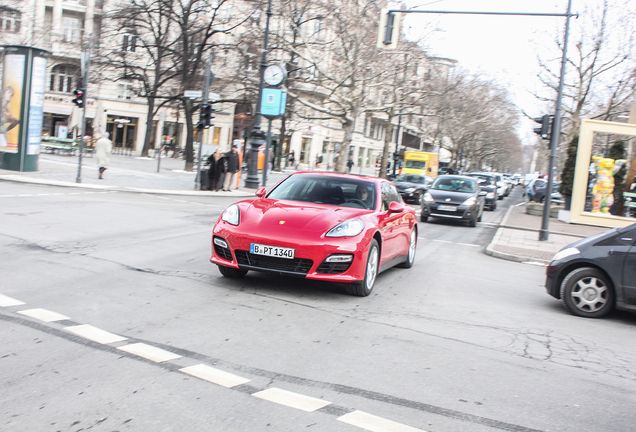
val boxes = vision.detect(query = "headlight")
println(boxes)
[486,192,495,199]
[462,197,476,206]
[221,204,240,226]
[326,218,364,237]
[404,187,416,193]
[552,247,580,261]
[423,192,434,202]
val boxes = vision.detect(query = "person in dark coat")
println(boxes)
[206,148,225,191]
[222,144,240,191]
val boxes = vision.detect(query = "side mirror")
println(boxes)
[388,201,405,213]
[255,187,267,198]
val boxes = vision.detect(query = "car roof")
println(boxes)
[292,171,384,183]
[435,174,477,181]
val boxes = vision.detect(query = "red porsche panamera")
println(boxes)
[210,172,418,296]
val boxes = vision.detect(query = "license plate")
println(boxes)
[250,243,295,259]
[437,205,456,211]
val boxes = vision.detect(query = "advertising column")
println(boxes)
[0,45,49,171]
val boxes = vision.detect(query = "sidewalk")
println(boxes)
[485,201,609,265]
[0,153,612,264]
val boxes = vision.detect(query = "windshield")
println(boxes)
[404,160,427,169]
[395,174,427,184]
[431,177,476,193]
[267,174,377,210]
[466,174,494,185]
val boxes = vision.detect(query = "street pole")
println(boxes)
[245,0,273,189]
[195,52,214,190]
[76,35,92,184]
[539,0,573,241]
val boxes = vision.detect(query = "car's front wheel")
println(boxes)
[398,228,417,268]
[346,239,379,297]
[217,265,248,278]
[560,267,614,318]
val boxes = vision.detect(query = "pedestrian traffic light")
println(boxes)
[198,103,215,129]
[533,115,551,140]
[72,89,85,108]
[377,9,400,49]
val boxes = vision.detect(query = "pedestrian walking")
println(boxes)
[95,132,112,179]
[206,148,225,191]
[222,144,240,191]
[347,158,354,173]
[288,150,295,168]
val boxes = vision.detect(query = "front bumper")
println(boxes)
[210,223,370,282]
[421,201,478,220]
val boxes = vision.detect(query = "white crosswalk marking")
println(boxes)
[180,364,251,388]
[117,343,181,362]
[252,387,331,412]
[338,410,427,432]
[0,293,25,307]
[65,324,127,344]
[17,308,69,322]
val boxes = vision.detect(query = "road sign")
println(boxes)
[184,90,202,98]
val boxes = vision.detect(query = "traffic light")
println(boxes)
[72,89,85,108]
[533,115,551,140]
[377,9,400,49]
[197,103,215,129]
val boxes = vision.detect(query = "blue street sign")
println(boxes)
[261,88,287,119]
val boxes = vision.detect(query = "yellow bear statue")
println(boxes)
[591,156,626,214]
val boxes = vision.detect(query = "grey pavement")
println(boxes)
[0,152,612,265]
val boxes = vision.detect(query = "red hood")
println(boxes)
[238,199,371,234]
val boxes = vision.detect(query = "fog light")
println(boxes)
[325,254,353,263]
[214,237,228,249]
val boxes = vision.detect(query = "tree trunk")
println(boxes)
[183,98,194,172]
[335,120,353,173]
[141,97,156,158]
[380,114,394,179]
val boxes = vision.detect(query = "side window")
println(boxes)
[381,182,401,211]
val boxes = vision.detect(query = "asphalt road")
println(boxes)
[1,183,635,432]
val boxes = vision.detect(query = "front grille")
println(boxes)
[214,243,233,261]
[316,261,352,274]
[235,250,313,275]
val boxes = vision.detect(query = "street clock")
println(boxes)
[263,64,287,87]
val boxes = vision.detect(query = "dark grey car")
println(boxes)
[464,173,498,210]
[420,175,485,227]
[392,173,432,204]
[545,223,636,318]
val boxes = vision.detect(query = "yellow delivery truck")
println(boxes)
[402,151,439,178]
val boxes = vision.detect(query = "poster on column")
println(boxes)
[27,56,47,155]
[0,54,25,153]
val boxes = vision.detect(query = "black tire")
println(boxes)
[346,239,379,297]
[420,213,428,222]
[217,265,248,278]
[477,211,482,222]
[398,228,417,268]
[468,216,477,227]
[560,267,614,318]
[491,202,497,211]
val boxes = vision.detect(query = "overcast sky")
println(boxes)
[399,0,578,144]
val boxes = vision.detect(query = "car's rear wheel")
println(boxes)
[346,239,379,297]
[560,267,614,318]
[217,265,248,278]
[398,228,417,268]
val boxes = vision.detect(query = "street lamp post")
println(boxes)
[244,0,273,189]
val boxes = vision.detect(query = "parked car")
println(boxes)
[533,182,564,204]
[210,172,418,297]
[525,178,546,202]
[545,222,636,318]
[392,173,432,204]
[492,173,507,199]
[420,175,486,227]
[464,172,498,210]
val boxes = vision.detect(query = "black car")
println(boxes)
[533,182,564,204]
[464,173,498,211]
[420,175,485,227]
[545,223,636,318]
[392,173,432,204]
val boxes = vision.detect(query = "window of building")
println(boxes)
[49,64,79,93]
[0,8,21,33]
[62,17,80,43]
[117,83,132,100]
[122,34,137,52]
